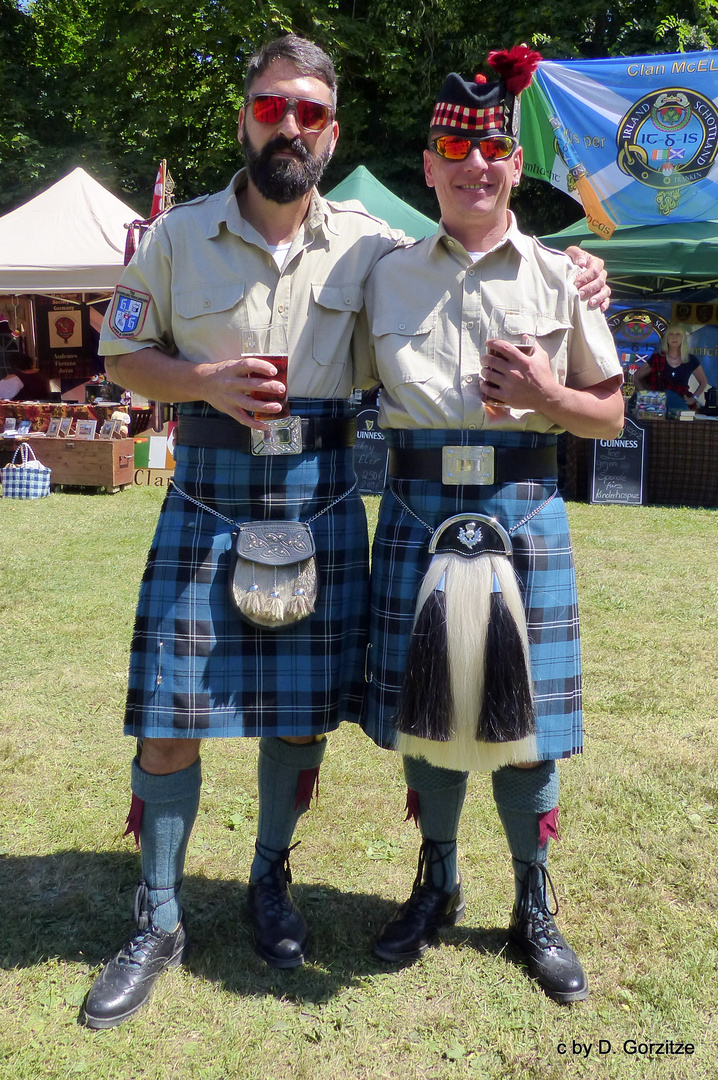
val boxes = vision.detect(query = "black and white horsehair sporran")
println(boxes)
[395,512,538,772]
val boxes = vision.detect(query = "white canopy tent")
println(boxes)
[0,168,140,295]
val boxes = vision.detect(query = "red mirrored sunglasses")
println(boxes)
[430,134,518,161]
[247,93,334,132]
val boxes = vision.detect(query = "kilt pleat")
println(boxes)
[124,400,369,739]
[360,429,582,763]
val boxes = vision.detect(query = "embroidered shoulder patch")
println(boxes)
[109,285,151,338]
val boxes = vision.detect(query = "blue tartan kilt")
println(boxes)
[360,429,582,762]
[124,400,369,740]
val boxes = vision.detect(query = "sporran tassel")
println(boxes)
[287,563,315,618]
[239,565,263,617]
[264,567,285,621]
[395,569,453,740]
[287,588,313,618]
[478,570,535,742]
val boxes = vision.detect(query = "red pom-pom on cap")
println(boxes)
[474,73,487,84]
[487,44,542,94]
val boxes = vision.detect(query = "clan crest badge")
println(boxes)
[109,286,151,338]
[617,87,718,215]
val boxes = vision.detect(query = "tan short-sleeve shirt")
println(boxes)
[99,170,403,400]
[357,214,622,432]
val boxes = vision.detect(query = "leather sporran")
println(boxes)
[229,520,319,630]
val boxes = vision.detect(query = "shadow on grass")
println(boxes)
[0,850,510,1002]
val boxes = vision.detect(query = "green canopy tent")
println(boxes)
[540,219,718,294]
[325,165,437,239]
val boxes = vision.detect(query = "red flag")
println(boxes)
[150,159,166,218]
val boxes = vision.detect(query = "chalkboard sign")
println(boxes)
[353,390,388,494]
[590,417,646,505]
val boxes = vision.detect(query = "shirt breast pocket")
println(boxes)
[173,282,245,325]
[172,283,247,361]
[311,283,363,366]
[372,312,437,392]
[534,312,572,385]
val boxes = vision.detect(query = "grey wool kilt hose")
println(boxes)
[123,400,369,740]
[360,429,583,763]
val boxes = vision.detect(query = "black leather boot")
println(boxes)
[247,843,307,969]
[509,861,588,1003]
[82,882,188,1029]
[374,840,465,962]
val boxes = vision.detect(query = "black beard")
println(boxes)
[242,128,331,203]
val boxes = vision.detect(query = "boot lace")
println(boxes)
[410,839,458,897]
[516,861,564,950]
[253,841,300,918]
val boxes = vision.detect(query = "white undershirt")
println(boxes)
[267,242,292,270]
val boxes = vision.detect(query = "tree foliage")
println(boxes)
[1,0,716,232]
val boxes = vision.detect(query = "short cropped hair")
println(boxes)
[244,34,338,109]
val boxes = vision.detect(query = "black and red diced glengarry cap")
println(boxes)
[430,46,542,138]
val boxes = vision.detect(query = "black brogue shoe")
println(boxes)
[82,881,187,1032]
[509,861,589,1004]
[83,883,188,1029]
[374,840,466,963]
[247,846,307,969]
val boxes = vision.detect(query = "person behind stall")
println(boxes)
[634,324,708,409]
[0,350,51,402]
[81,33,609,1031]
[0,317,18,374]
[357,48,624,1004]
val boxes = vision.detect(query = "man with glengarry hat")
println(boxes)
[357,47,624,1003]
[82,35,610,1029]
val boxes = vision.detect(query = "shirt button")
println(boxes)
[468,423,477,430]
[345,297,352,305]
[278,304,284,312]
[465,375,473,383]
[466,321,474,329]
[203,299,211,308]
[467,269,475,276]
[399,323,406,330]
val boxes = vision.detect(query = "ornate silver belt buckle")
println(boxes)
[250,416,303,456]
[441,445,495,485]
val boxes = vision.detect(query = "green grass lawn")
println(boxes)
[0,488,716,1079]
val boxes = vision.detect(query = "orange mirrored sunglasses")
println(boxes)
[247,94,334,132]
[430,134,518,161]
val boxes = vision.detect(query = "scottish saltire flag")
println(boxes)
[521,51,718,236]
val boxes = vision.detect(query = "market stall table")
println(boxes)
[0,435,135,493]
[0,401,152,438]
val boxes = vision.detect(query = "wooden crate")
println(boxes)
[20,437,135,492]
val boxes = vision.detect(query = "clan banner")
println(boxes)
[521,50,718,236]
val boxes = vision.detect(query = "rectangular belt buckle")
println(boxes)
[250,416,303,456]
[442,445,495,485]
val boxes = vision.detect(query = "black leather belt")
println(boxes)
[388,444,557,485]
[176,415,357,453]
